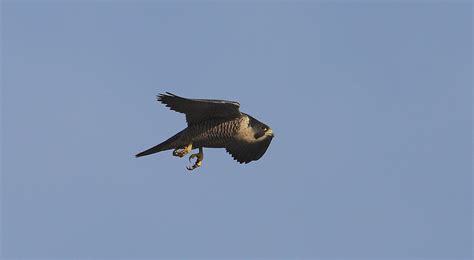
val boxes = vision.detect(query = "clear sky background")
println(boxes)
[1,1,472,259]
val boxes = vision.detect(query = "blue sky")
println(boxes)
[2,1,472,259]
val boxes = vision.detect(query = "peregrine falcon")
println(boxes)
[135,92,274,170]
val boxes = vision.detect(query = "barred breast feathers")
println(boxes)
[185,118,240,147]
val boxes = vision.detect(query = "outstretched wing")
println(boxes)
[158,92,241,125]
[225,138,273,164]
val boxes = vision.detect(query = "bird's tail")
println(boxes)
[135,130,184,158]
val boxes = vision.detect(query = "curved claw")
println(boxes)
[187,157,200,171]
[173,144,193,158]
[186,161,202,171]
[185,147,203,171]
[186,155,202,171]
[173,148,184,157]
[188,153,197,162]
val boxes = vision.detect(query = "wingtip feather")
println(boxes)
[165,92,177,97]
[157,92,175,102]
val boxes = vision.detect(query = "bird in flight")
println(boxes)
[135,92,274,170]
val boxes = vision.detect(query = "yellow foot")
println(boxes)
[187,147,204,171]
[172,143,192,158]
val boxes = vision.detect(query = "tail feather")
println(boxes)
[135,131,183,158]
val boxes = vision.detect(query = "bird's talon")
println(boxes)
[188,153,197,162]
[172,148,184,157]
[186,161,202,171]
[172,144,192,158]
[186,162,199,171]
[186,150,203,171]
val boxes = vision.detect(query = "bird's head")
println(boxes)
[247,115,274,141]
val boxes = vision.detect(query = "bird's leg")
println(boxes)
[187,147,204,171]
[173,143,193,158]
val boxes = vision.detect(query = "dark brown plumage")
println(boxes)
[135,92,274,170]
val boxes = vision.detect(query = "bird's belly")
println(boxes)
[186,119,239,148]
[193,138,230,148]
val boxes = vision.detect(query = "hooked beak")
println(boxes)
[265,128,274,137]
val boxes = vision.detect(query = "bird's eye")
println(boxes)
[262,126,267,131]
